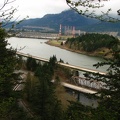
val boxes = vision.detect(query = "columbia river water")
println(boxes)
[7,37,108,72]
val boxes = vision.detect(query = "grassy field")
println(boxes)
[49,40,62,46]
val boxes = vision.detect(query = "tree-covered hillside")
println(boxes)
[15,10,98,32]
[65,33,119,56]
[8,9,120,33]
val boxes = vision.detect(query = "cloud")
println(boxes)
[95,0,120,19]
[0,0,120,20]
[11,0,69,19]
[0,0,69,20]
[72,0,120,20]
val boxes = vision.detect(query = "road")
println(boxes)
[13,70,34,118]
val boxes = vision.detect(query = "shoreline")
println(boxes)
[46,40,110,59]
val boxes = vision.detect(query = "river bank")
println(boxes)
[8,37,109,72]
[46,40,112,59]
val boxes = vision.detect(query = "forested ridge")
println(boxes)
[65,33,119,56]
[11,10,120,33]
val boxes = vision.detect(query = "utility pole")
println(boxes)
[72,26,75,38]
[59,24,62,37]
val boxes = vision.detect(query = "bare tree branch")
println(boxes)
[0,0,22,27]
[66,0,120,22]
[0,0,16,10]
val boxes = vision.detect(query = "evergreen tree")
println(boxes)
[65,42,120,120]
[65,101,93,120]
[0,28,16,98]
[26,57,37,71]
[24,72,32,101]
[31,63,63,120]
[0,28,30,119]
[49,55,57,75]
[81,47,120,119]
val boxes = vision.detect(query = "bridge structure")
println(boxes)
[17,51,107,107]
[17,51,106,92]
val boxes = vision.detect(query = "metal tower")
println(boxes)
[72,26,75,37]
[59,24,62,37]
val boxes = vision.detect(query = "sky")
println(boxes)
[0,0,70,20]
[0,0,120,20]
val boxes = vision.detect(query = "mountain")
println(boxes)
[14,10,120,33]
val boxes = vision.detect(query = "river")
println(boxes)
[7,37,108,72]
